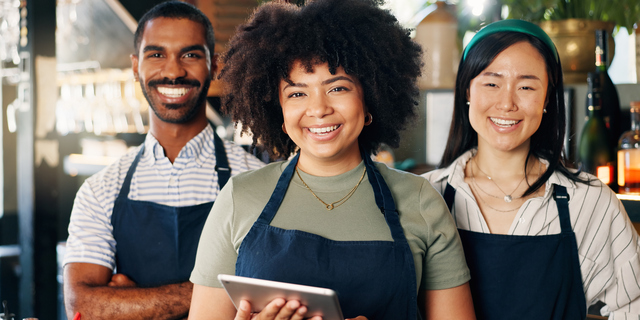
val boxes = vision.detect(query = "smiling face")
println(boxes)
[279,61,366,173]
[131,17,214,124]
[468,41,548,154]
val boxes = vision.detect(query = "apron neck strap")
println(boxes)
[552,184,572,233]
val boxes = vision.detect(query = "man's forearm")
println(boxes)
[65,281,193,320]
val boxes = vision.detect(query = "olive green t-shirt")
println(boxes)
[191,160,470,291]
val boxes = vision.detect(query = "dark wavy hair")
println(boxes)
[134,1,215,58]
[440,32,585,196]
[219,0,423,159]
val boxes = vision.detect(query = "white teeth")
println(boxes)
[308,125,339,134]
[157,87,189,98]
[490,117,519,127]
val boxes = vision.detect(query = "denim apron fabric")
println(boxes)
[444,184,586,320]
[111,131,230,287]
[235,151,418,319]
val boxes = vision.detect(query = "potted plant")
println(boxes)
[501,0,640,83]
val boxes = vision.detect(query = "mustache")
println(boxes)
[148,78,201,87]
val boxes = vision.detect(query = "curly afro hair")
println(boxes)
[220,0,423,159]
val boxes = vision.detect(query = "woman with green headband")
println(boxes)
[423,19,640,319]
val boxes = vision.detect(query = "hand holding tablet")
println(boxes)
[218,274,344,320]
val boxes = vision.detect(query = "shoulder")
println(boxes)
[226,160,286,194]
[81,146,141,194]
[376,163,447,210]
[221,140,266,170]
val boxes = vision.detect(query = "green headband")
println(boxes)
[462,19,559,62]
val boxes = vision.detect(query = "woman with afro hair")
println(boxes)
[189,0,475,319]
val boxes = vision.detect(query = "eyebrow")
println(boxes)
[142,44,207,55]
[282,76,355,90]
[481,72,541,81]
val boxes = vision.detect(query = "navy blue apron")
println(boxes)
[444,183,587,320]
[235,151,418,320]
[111,130,230,287]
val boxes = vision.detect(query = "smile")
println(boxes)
[157,86,191,98]
[308,125,340,135]
[490,117,520,127]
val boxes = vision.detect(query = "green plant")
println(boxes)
[502,0,640,34]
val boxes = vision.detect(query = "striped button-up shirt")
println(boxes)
[423,150,640,319]
[63,124,265,270]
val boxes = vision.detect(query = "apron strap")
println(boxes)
[212,127,231,190]
[443,183,456,212]
[117,145,146,201]
[552,184,572,233]
[256,152,300,224]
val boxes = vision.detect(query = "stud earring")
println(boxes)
[466,101,471,105]
[543,108,547,114]
[364,113,373,126]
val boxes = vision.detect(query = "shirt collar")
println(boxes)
[143,123,214,167]
[433,149,578,195]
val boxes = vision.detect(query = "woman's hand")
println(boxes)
[233,298,322,320]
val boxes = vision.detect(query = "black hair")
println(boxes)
[134,1,215,57]
[440,32,586,196]
[219,0,423,159]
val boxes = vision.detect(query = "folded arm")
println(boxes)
[64,263,192,320]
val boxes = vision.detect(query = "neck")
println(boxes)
[473,146,531,180]
[296,149,363,177]
[149,112,208,163]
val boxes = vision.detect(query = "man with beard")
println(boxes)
[62,2,265,319]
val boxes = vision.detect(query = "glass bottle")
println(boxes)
[618,102,640,194]
[579,72,615,188]
[594,29,622,146]
[414,0,458,89]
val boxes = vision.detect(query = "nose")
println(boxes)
[306,93,333,118]
[496,87,517,112]
[160,55,187,80]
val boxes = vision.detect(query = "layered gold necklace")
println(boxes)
[295,167,367,211]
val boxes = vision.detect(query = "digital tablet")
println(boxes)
[218,274,344,320]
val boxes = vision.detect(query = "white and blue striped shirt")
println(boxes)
[63,124,265,270]
[423,150,640,319]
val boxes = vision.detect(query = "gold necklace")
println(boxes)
[295,166,367,211]
[472,157,526,203]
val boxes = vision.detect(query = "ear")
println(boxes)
[131,54,140,81]
[210,52,219,78]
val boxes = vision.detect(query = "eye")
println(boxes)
[485,83,497,88]
[147,53,163,58]
[287,92,305,98]
[329,86,349,93]
[184,52,202,59]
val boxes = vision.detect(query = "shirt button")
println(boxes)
[169,177,176,185]
[519,217,526,224]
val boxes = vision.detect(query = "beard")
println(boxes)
[141,76,211,124]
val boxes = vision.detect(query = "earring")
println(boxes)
[282,123,287,134]
[543,108,547,114]
[466,101,470,105]
[364,113,373,126]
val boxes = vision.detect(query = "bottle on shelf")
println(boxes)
[618,102,640,194]
[414,0,459,90]
[579,72,615,189]
[594,29,622,147]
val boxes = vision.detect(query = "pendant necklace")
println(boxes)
[472,157,526,203]
[469,161,520,213]
[295,166,367,211]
